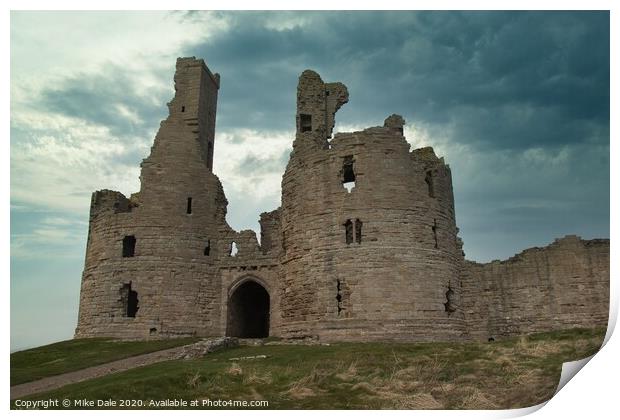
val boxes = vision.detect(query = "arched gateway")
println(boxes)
[226,279,270,338]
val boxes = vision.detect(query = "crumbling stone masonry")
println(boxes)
[75,57,609,342]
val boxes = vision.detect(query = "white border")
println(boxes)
[4,2,617,419]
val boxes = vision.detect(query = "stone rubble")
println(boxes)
[176,337,239,360]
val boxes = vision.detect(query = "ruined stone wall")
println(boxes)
[76,59,219,338]
[461,236,609,341]
[76,57,609,344]
[76,58,280,339]
[277,71,466,342]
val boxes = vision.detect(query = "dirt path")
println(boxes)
[11,337,240,400]
[11,346,187,400]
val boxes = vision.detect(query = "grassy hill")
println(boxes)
[11,328,605,409]
[11,337,199,385]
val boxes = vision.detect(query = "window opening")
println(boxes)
[336,279,343,315]
[122,235,136,258]
[120,283,139,317]
[425,170,435,198]
[230,241,238,257]
[355,219,363,244]
[300,114,312,132]
[344,220,353,244]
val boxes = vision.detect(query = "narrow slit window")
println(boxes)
[444,287,456,314]
[122,235,136,258]
[186,197,193,214]
[204,239,211,256]
[344,219,353,244]
[432,219,438,249]
[355,219,363,244]
[425,170,435,198]
[181,105,185,112]
[230,241,238,257]
[300,114,312,132]
[336,279,343,315]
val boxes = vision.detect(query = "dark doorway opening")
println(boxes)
[226,280,270,338]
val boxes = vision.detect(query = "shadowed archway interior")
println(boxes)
[226,280,270,338]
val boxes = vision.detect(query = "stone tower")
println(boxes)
[76,57,229,338]
[278,70,466,341]
[76,57,609,342]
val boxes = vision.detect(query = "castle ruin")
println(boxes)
[75,57,609,342]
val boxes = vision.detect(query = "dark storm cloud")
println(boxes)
[179,10,609,261]
[38,63,170,139]
[34,11,609,152]
[185,11,608,152]
[451,137,609,260]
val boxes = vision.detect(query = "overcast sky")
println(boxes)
[10,11,609,351]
